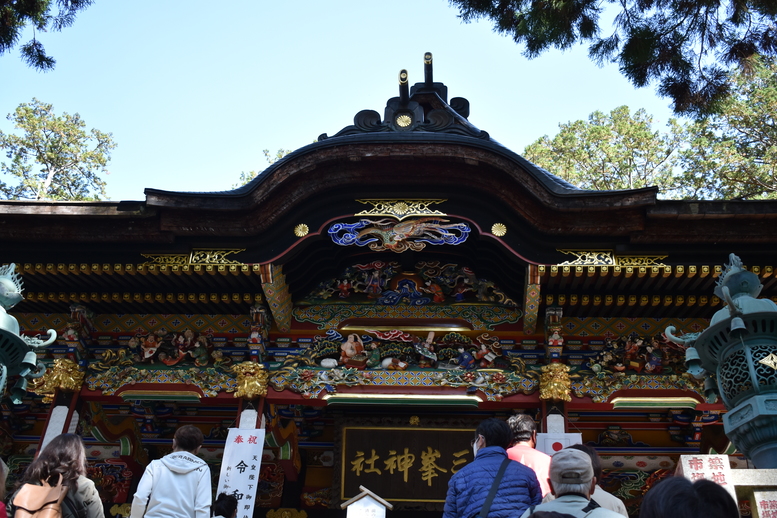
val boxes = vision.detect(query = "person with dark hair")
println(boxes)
[506,414,552,497]
[444,418,541,518]
[212,493,237,518]
[0,458,8,518]
[520,448,623,518]
[7,434,104,518]
[543,444,627,516]
[130,425,211,518]
[639,476,739,518]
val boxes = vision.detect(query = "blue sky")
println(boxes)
[0,1,677,201]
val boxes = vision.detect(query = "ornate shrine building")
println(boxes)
[2,54,776,517]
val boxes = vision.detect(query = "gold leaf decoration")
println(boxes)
[491,223,507,237]
[294,224,310,237]
[30,359,85,403]
[230,361,269,399]
[355,199,447,221]
[539,363,572,402]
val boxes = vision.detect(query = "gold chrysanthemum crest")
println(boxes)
[491,223,507,236]
[294,224,310,237]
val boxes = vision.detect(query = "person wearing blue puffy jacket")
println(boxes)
[444,418,542,518]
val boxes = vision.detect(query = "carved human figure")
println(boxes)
[365,270,383,298]
[366,342,382,369]
[177,329,196,355]
[340,334,365,364]
[62,324,79,342]
[473,343,495,368]
[452,278,472,301]
[422,279,445,303]
[457,346,475,370]
[415,331,437,368]
[188,336,210,367]
[624,336,643,362]
[337,279,352,299]
[250,304,272,341]
[141,334,160,363]
[248,325,263,345]
[643,345,663,374]
[548,328,564,346]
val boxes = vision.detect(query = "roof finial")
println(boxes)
[399,69,409,105]
[424,52,433,87]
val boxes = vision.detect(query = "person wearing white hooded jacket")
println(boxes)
[130,425,212,518]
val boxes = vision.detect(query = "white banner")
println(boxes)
[217,428,266,518]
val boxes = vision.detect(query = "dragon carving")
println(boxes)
[329,217,470,253]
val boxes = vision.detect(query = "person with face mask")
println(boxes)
[444,418,542,518]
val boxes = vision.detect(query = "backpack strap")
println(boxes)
[478,457,511,518]
[62,494,79,518]
[581,498,601,513]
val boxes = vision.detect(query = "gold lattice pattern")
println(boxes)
[354,199,447,221]
[141,249,246,266]
[557,250,667,267]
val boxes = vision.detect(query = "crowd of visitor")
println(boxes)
[1,417,740,518]
[444,415,740,518]
[2,427,234,518]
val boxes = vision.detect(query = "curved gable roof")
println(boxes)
[145,53,658,213]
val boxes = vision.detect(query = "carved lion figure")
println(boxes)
[539,362,572,402]
[30,358,85,403]
[230,361,269,399]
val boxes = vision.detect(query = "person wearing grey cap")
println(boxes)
[542,444,627,516]
[519,448,623,518]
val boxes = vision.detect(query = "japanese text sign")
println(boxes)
[754,490,777,518]
[340,426,474,503]
[676,454,737,502]
[345,494,387,518]
[217,428,266,518]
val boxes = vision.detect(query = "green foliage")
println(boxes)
[0,0,93,71]
[523,106,684,195]
[449,0,777,115]
[440,332,471,346]
[234,148,292,187]
[676,58,777,199]
[0,98,116,200]
[524,61,777,200]
[380,342,415,360]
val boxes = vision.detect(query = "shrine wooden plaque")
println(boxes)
[338,424,476,503]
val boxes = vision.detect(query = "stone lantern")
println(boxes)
[680,254,777,468]
[0,263,56,403]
